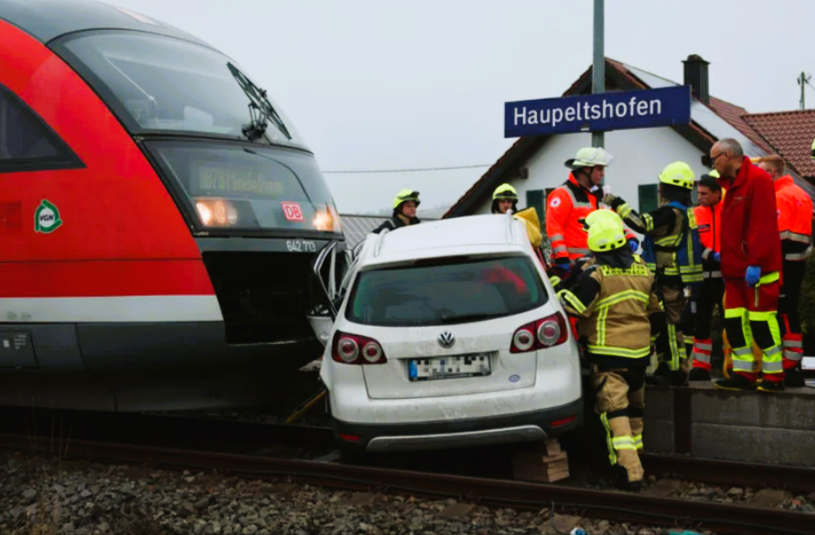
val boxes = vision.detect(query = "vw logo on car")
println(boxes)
[437,331,455,349]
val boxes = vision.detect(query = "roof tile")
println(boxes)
[743,110,815,179]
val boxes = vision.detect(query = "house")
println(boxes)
[443,55,815,224]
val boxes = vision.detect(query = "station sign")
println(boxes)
[504,85,692,138]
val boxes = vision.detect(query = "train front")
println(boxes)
[0,1,345,412]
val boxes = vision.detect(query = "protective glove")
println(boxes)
[555,258,571,277]
[745,265,761,287]
[713,252,721,263]
[602,193,619,207]
[628,238,639,252]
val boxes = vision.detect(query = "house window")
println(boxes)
[0,84,82,173]
[638,184,659,214]
[526,189,544,221]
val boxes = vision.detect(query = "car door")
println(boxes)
[306,239,360,346]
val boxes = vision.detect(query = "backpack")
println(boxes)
[641,201,704,285]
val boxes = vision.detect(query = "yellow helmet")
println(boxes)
[658,161,695,190]
[493,183,518,201]
[583,209,624,232]
[706,169,720,179]
[393,189,420,210]
[587,217,627,253]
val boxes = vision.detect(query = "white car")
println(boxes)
[307,213,583,452]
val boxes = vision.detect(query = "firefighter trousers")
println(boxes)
[656,282,686,372]
[779,259,806,370]
[723,275,783,383]
[591,364,646,483]
[686,278,725,371]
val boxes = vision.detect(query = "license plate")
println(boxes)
[408,354,491,381]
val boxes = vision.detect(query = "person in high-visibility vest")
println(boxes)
[687,172,725,381]
[546,147,638,278]
[557,211,664,491]
[754,155,813,387]
[492,183,519,214]
[603,162,702,387]
[710,139,784,392]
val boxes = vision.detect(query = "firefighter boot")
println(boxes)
[784,365,805,388]
[646,361,671,386]
[688,367,711,381]
[603,415,644,491]
[714,373,756,391]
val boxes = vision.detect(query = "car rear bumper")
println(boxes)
[332,397,583,452]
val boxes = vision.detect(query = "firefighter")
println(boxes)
[557,211,664,491]
[710,139,784,392]
[492,183,519,214]
[547,147,638,278]
[754,155,813,387]
[603,162,702,386]
[372,189,421,234]
[687,172,725,381]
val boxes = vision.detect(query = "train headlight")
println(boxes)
[195,198,239,227]
[313,205,342,232]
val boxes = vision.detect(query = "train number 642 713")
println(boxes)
[286,240,317,252]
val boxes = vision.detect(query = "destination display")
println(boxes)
[189,159,286,199]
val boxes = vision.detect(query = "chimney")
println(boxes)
[683,54,710,104]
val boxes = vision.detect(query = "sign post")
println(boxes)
[592,0,604,148]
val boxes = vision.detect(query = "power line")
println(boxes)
[322,163,492,174]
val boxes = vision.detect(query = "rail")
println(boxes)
[0,433,811,535]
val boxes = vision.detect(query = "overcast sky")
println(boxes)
[105,0,815,215]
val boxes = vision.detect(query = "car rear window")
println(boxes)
[345,256,548,327]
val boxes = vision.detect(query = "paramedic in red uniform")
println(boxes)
[710,139,785,392]
[688,173,725,381]
[755,155,813,387]
[546,147,638,278]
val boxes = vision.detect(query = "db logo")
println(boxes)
[550,197,561,208]
[281,201,304,222]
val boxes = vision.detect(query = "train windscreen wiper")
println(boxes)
[227,62,292,142]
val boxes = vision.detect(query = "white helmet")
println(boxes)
[565,147,614,169]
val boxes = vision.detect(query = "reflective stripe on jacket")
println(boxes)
[775,175,813,262]
[545,174,637,264]
[694,202,723,278]
[558,257,663,360]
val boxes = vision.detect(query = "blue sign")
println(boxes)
[504,85,691,138]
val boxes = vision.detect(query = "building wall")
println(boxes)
[472,126,711,237]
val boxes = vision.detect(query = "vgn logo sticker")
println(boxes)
[34,199,62,234]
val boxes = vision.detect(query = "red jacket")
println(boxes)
[717,157,782,280]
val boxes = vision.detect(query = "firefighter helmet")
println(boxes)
[493,183,518,201]
[583,208,624,232]
[392,189,420,209]
[565,147,614,169]
[587,217,627,253]
[658,161,695,190]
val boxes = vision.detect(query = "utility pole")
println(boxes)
[798,72,811,110]
[592,0,605,148]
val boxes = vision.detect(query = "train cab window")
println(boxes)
[0,86,80,172]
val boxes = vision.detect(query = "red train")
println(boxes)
[0,0,345,411]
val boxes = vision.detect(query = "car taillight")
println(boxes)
[331,331,388,365]
[510,312,569,353]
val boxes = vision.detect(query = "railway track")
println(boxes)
[0,432,812,535]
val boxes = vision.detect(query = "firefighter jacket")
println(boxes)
[775,175,813,262]
[694,202,723,278]
[546,174,637,265]
[716,157,782,280]
[605,198,686,280]
[372,214,420,234]
[558,253,664,368]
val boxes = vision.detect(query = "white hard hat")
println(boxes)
[565,147,614,169]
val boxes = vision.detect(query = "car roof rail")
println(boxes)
[374,228,390,257]
[505,210,515,244]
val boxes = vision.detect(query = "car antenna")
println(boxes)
[228,62,292,142]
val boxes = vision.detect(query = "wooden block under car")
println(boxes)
[512,439,570,482]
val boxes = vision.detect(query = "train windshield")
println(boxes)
[145,140,341,234]
[58,31,301,145]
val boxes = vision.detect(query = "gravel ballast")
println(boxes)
[0,450,717,535]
